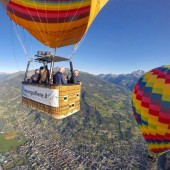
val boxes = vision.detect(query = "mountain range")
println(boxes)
[98,70,145,91]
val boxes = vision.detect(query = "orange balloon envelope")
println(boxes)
[132,65,170,156]
[0,0,108,48]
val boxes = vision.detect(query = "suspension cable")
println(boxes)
[12,21,29,60]
[69,32,87,60]
[10,21,24,80]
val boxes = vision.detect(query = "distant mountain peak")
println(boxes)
[98,70,145,91]
[131,70,145,77]
[132,70,145,75]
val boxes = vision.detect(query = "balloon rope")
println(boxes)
[12,21,28,59]
[56,0,72,47]
[55,0,60,42]
[18,0,48,45]
[9,6,29,59]
[10,21,24,79]
[10,0,47,48]
[44,0,50,47]
[31,0,49,44]
[69,32,87,60]
[57,0,84,47]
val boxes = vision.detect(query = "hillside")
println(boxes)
[0,71,152,169]
[98,70,145,91]
[0,73,9,82]
[0,72,24,83]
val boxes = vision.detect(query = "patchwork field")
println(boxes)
[0,132,26,153]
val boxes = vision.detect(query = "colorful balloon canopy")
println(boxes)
[132,65,170,156]
[0,0,108,48]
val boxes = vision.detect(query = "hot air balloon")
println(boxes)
[0,0,108,119]
[0,0,108,48]
[132,65,170,157]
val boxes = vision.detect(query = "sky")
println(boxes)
[0,0,170,74]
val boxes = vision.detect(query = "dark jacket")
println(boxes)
[31,73,41,83]
[70,75,81,84]
[53,71,67,85]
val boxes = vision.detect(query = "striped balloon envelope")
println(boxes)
[132,65,170,156]
[0,0,108,48]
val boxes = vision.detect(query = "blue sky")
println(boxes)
[0,0,170,74]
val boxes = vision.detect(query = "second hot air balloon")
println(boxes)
[132,65,170,157]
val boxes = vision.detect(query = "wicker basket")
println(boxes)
[22,83,81,119]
